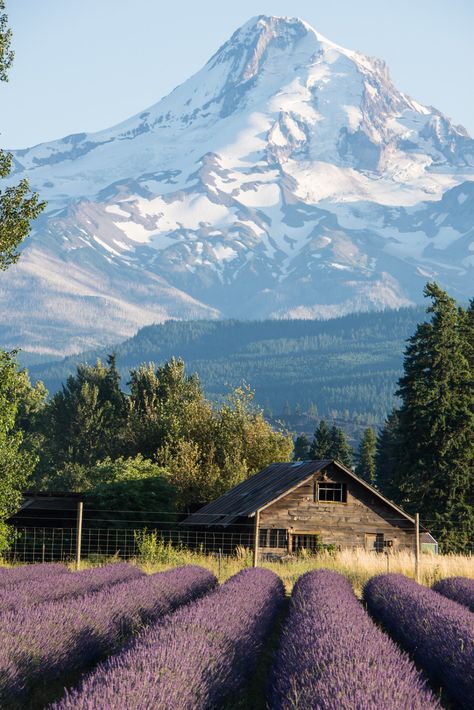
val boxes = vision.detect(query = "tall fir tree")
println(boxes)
[309,420,353,468]
[293,433,310,460]
[309,419,332,459]
[395,283,474,551]
[355,427,376,483]
[329,425,353,469]
[375,410,402,500]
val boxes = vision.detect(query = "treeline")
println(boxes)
[290,284,474,552]
[27,308,426,426]
[0,356,292,545]
[0,284,472,552]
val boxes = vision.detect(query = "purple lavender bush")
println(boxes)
[364,573,474,709]
[0,562,69,587]
[433,576,474,612]
[269,569,439,710]
[0,561,143,612]
[0,565,216,708]
[53,567,284,710]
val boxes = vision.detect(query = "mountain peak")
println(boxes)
[3,16,473,354]
[208,15,330,90]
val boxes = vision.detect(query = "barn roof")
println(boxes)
[181,459,415,527]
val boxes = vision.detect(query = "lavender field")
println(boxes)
[0,561,473,709]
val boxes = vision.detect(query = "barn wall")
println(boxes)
[259,463,414,552]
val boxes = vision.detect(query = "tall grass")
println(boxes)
[3,544,472,595]
[134,542,473,595]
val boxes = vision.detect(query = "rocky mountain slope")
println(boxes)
[2,15,473,354]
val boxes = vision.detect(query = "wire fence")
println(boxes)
[6,524,473,564]
[4,526,258,563]
[6,503,473,563]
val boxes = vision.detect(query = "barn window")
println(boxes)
[292,533,322,554]
[315,482,347,503]
[258,529,287,548]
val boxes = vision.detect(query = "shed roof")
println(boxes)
[17,493,83,512]
[181,460,415,527]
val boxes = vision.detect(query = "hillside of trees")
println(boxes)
[27,308,427,432]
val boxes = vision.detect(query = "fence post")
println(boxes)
[414,512,420,583]
[75,501,83,571]
[252,509,260,568]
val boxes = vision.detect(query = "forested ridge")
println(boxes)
[27,307,426,425]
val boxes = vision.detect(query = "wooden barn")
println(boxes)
[182,460,416,557]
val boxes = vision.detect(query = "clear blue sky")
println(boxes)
[2,0,473,148]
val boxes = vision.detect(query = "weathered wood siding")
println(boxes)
[259,462,414,552]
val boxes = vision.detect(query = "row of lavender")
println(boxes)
[1,561,472,708]
[269,570,439,709]
[54,568,284,709]
[364,573,474,709]
[433,575,474,612]
[0,561,69,587]
[0,564,216,708]
[0,562,144,611]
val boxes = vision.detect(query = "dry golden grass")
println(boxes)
[2,547,472,596]
[138,546,474,595]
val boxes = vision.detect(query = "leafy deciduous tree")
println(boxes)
[0,352,38,552]
[0,2,45,269]
[41,355,127,470]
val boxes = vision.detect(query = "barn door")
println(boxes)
[365,533,384,553]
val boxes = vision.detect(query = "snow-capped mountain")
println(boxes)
[2,15,473,354]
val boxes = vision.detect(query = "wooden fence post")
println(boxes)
[414,512,420,583]
[252,510,260,568]
[76,501,83,571]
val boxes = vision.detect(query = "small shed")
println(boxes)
[182,460,418,556]
[8,492,83,529]
[421,532,439,554]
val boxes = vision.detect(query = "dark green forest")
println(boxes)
[27,307,426,430]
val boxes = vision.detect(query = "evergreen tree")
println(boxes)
[309,419,332,459]
[355,427,376,483]
[395,283,474,551]
[282,401,292,417]
[376,410,402,500]
[328,425,354,469]
[293,433,310,460]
